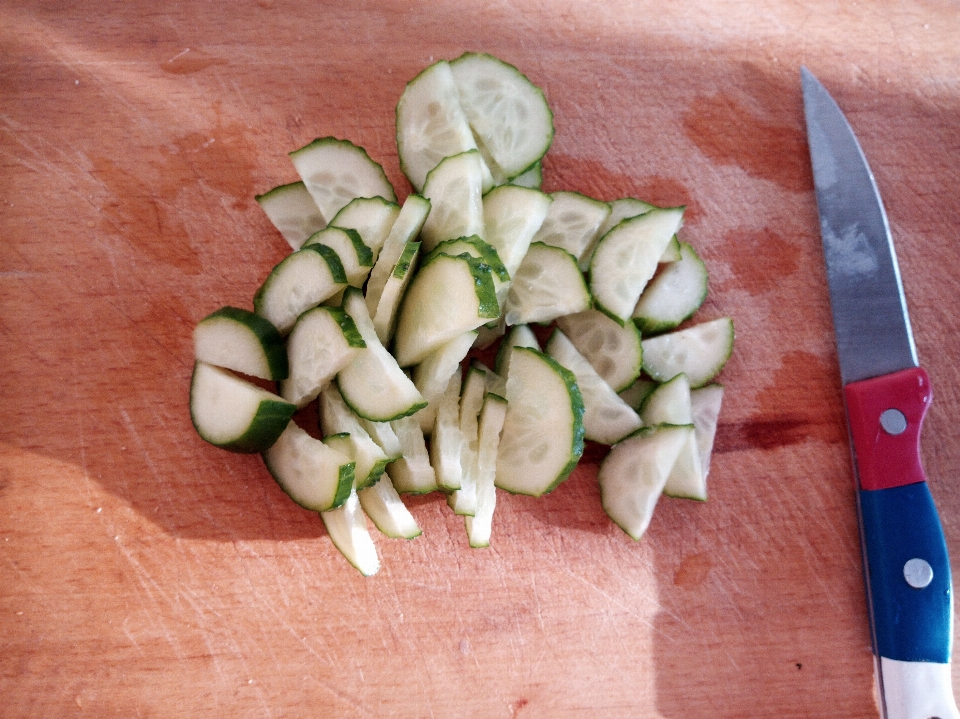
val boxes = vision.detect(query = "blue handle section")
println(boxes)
[859,482,953,662]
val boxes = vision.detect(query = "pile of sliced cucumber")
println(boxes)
[190,52,733,574]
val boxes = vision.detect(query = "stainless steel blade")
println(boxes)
[801,67,918,385]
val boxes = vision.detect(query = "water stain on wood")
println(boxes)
[161,49,228,76]
[673,552,713,587]
[716,350,845,453]
[683,92,812,193]
[89,105,258,274]
[715,226,804,295]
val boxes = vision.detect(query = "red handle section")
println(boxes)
[843,367,931,491]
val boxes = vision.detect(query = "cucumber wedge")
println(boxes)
[449,52,553,180]
[546,330,642,445]
[464,393,508,548]
[412,330,477,434]
[321,427,390,492]
[503,242,591,326]
[495,348,584,496]
[190,361,296,453]
[290,137,396,223]
[532,191,611,271]
[262,422,355,512]
[392,253,499,367]
[337,287,427,421]
[253,243,348,334]
[320,489,380,576]
[372,240,420,345]
[555,309,643,393]
[633,241,708,334]
[425,235,509,282]
[280,305,366,408]
[388,414,438,494]
[589,207,685,323]
[639,373,693,426]
[420,150,486,251]
[303,226,373,288]
[618,379,658,412]
[395,59,480,192]
[447,364,489,516]
[358,472,422,539]
[194,306,288,381]
[255,181,326,250]
[510,161,542,189]
[597,197,656,237]
[690,384,725,485]
[327,196,400,263]
[365,194,431,318]
[431,369,465,492]
[482,184,552,279]
[318,385,393,487]
[598,424,692,540]
[493,323,540,378]
[641,317,734,388]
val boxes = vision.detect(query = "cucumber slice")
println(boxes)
[663,431,705,501]
[691,384,725,485]
[255,181,326,250]
[358,472,422,539]
[365,194,431,318]
[327,196,400,263]
[618,378,658,412]
[318,385,393,486]
[372,240,420,345]
[280,305,365,409]
[503,242,591,326]
[319,426,390,492]
[598,424,692,540]
[337,287,427,421]
[420,150,486,252]
[290,137,396,223]
[425,235,509,282]
[493,323,541,377]
[639,373,693,426]
[356,416,403,461]
[546,330,642,445]
[430,369,465,492]
[320,489,380,576]
[262,422,355,511]
[412,330,477,434]
[589,207,685,323]
[388,415,438,494]
[531,191,611,271]
[303,226,373,288]
[555,309,643,393]
[193,306,288,381]
[449,52,553,180]
[464,393,508,548]
[633,242,708,334]
[482,184,552,277]
[641,317,734,388]
[395,59,480,192]
[597,197,656,237]
[510,161,542,189]
[253,243,348,335]
[190,361,296,453]
[392,253,499,367]
[494,348,585,496]
[447,364,489,516]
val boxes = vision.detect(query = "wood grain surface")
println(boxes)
[3,2,960,717]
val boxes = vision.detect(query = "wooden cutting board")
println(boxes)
[3,2,960,717]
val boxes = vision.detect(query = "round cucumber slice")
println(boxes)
[589,207,685,324]
[193,306,288,381]
[598,424,692,540]
[255,181,326,250]
[262,422,355,512]
[633,241,708,334]
[555,309,643,393]
[280,305,366,409]
[420,150,486,252]
[503,242,591,326]
[449,52,554,180]
[396,59,480,192]
[253,243,347,335]
[190,361,295,453]
[289,137,396,223]
[641,317,734,388]
[494,348,584,496]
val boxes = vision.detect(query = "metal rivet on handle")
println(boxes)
[903,558,934,589]
[880,408,908,435]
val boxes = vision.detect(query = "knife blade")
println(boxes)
[802,66,959,719]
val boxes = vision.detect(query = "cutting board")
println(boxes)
[4,2,960,717]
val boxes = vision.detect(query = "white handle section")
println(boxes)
[880,657,960,719]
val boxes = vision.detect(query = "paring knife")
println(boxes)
[802,67,959,719]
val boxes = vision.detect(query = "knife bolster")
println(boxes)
[844,367,931,491]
